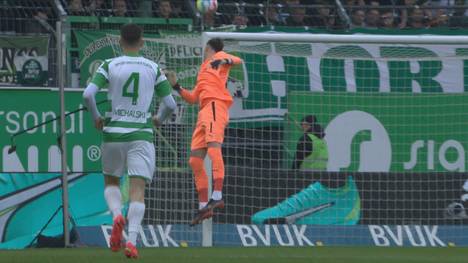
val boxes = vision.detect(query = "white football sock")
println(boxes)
[199,202,208,210]
[127,201,145,245]
[104,186,122,218]
[212,191,222,201]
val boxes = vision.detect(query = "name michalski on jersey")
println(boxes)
[114,60,154,69]
[113,109,149,119]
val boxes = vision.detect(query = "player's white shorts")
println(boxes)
[101,140,155,182]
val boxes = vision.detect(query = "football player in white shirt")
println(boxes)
[83,23,176,259]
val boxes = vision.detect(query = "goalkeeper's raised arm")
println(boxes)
[166,46,243,107]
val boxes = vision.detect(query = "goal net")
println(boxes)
[107,32,468,247]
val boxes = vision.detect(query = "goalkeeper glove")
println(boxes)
[172,83,182,93]
[210,58,233,69]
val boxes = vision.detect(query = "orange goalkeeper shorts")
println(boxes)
[191,100,229,150]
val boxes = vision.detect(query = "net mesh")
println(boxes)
[106,32,468,246]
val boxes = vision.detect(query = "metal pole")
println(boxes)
[200,35,212,247]
[335,0,351,29]
[57,20,70,247]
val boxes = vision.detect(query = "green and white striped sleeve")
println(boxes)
[90,60,110,89]
[154,67,172,98]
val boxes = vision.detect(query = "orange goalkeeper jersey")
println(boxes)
[180,51,242,108]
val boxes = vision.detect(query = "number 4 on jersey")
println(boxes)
[122,72,140,105]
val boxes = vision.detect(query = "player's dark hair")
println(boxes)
[301,115,317,125]
[120,24,143,46]
[302,115,325,138]
[207,38,224,52]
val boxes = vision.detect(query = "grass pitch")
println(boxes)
[1,247,467,263]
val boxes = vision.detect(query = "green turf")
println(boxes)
[1,247,467,263]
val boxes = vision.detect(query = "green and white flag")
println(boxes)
[0,35,49,86]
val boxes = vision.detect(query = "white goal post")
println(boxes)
[202,32,468,45]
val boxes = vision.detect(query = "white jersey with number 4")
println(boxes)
[91,55,171,143]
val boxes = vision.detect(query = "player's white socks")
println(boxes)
[127,201,145,245]
[199,202,207,210]
[212,191,222,201]
[104,186,122,218]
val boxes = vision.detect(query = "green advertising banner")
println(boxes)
[0,35,49,86]
[75,30,468,127]
[74,30,120,87]
[226,42,468,126]
[75,30,202,87]
[287,92,468,172]
[0,89,107,172]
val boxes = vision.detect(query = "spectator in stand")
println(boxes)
[399,0,433,28]
[209,3,241,27]
[362,0,380,7]
[367,0,383,26]
[232,14,249,27]
[408,7,428,28]
[460,0,468,16]
[113,0,130,17]
[286,2,310,27]
[449,0,468,27]
[156,0,178,19]
[425,1,455,16]
[376,0,406,28]
[343,0,366,12]
[428,12,450,27]
[242,0,266,26]
[309,1,336,29]
[230,1,249,27]
[34,8,49,22]
[365,8,380,28]
[380,9,396,28]
[25,7,51,33]
[351,9,366,27]
[69,0,88,15]
[5,0,55,33]
[286,0,299,7]
[176,1,191,18]
[285,0,299,23]
[202,9,218,28]
[425,0,452,27]
[87,0,110,16]
[265,1,287,26]
[398,0,410,28]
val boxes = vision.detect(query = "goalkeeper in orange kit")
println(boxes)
[166,38,242,226]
